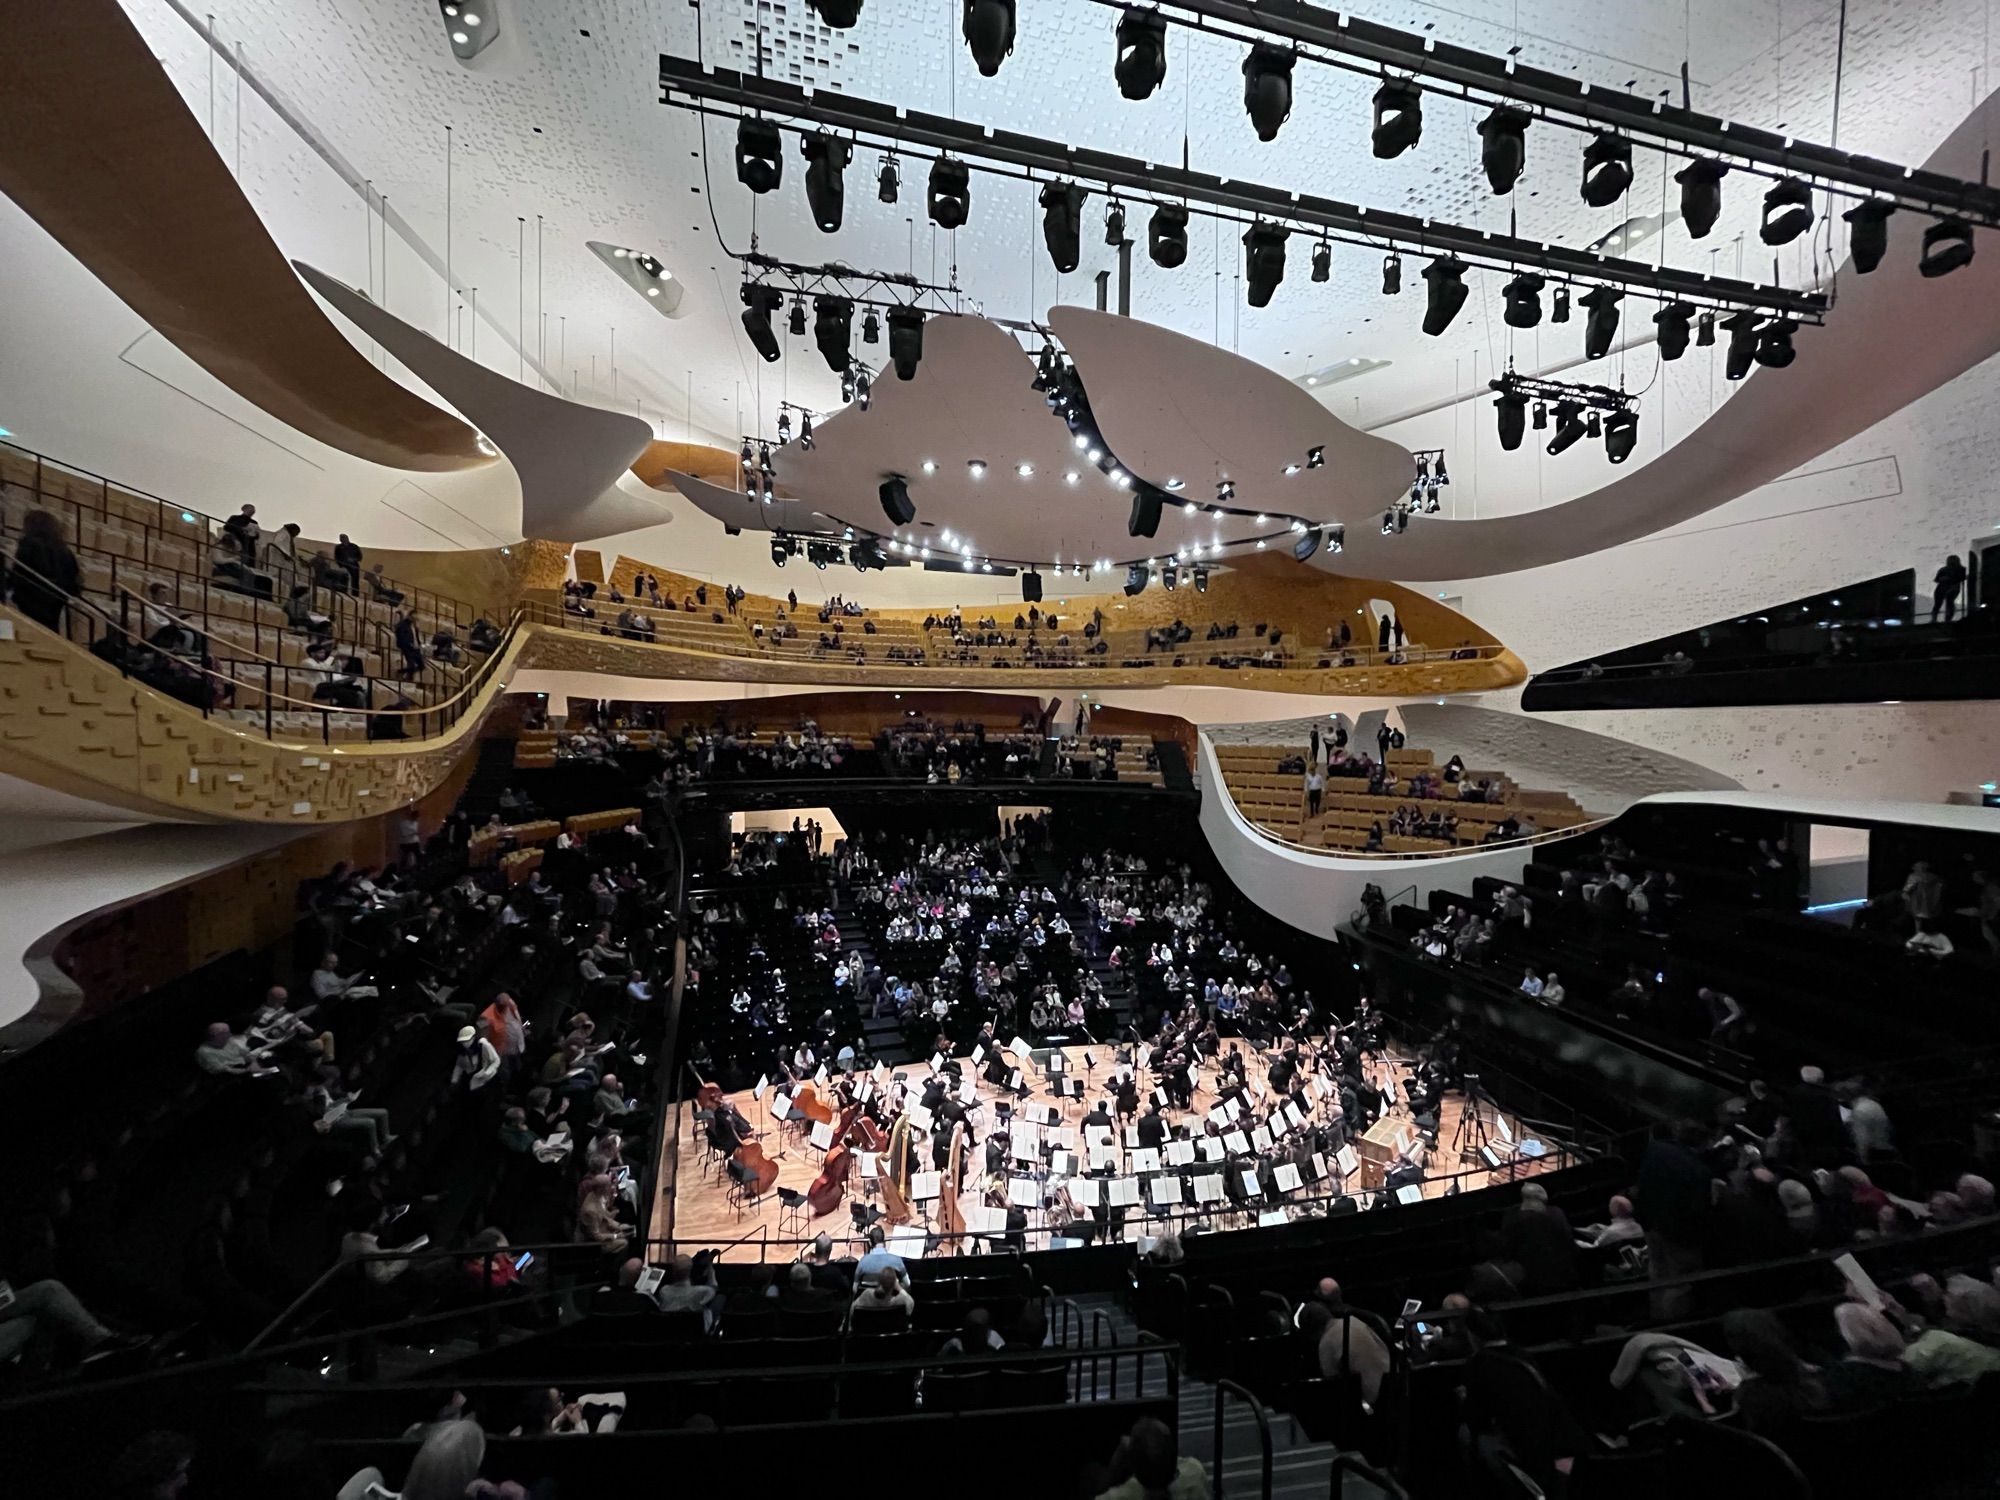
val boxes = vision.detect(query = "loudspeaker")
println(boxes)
[878,476,915,526]
[1021,570,1043,603]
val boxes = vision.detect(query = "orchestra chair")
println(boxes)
[776,1186,809,1237]
[725,1157,767,1216]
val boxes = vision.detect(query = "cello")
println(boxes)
[806,1101,866,1217]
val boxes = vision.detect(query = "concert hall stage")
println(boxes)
[662,1042,1566,1263]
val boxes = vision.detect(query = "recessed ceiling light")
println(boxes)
[1072,434,1089,450]
[968,460,987,478]
[463,10,481,22]
[1086,447,1103,462]
[646,286,661,297]
[1064,471,1080,485]
[1164,477,1185,490]
[452,30,468,42]
[1183,502,1197,515]
[1016,462,1034,477]
[612,247,628,257]
[1284,463,1301,475]
[1255,513,1268,522]
[921,459,937,473]
[1305,376,1317,385]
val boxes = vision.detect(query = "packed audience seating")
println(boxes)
[0,444,499,744]
[1215,735,1593,852]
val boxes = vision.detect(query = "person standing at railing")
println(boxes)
[5,508,81,633]
[221,503,260,565]
[334,533,363,596]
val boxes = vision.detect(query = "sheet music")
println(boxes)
[1009,1035,1032,1059]
[1085,1123,1115,1148]
[1206,1105,1230,1127]
[1258,1208,1291,1228]
[963,1205,1006,1235]
[1009,1069,1024,1091]
[1274,1163,1303,1192]
[1310,1151,1329,1181]
[1239,1168,1263,1196]
[859,1152,879,1178]
[1250,1125,1274,1153]
[906,1102,934,1133]
[1198,1138,1224,1162]
[814,1064,829,1086]
[1108,1177,1141,1208]
[1166,1139,1196,1166]
[753,1074,769,1100]
[809,1120,834,1149]
[910,1170,942,1202]
[1336,1144,1360,1176]
[1224,1097,1243,1122]
[1222,1129,1251,1155]
[1012,1125,1041,1162]
[872,1062,888,1085]
[1382,1075,1398,1106]
[1051,1150,1077,1177]
[1089,1143,1119,1172]
[1069,1177,1102,1207]
[960,1078,979,1104]
[971,1045,986,1066]
[1283,1101,1307,1130]
[1193,1173,1225,1204]
[1396,1184,1425,1205]
[1497,1111,1514,1144]
[1130,1147,1162,1174]
[1008,1175,1040,1208]
[930,1052,945,1072]
[1150,1175,1183,1206]
[1124,1125,1143,1147]
[888,1227,928,1259]
[1250,1077,1267,1099]
[770,1094,795,1121]
[1048,1126,1077,1150]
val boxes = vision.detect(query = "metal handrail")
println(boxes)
[1211,1378,1274,1500]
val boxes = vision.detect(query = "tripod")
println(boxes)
[1452,1074,1493,1166]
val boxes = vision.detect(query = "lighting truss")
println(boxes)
[1088,1,2000,229]
[663,55,1826,321]
[734,251,1048,330]
[1488,369,1634,415]
[1399,447,1447,520]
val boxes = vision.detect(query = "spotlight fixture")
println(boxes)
[1371,79,1423,158]
[1306,445,1325,469]
[1216,479,1236,503]
[1585,411,1601,439]
[1676,159,1727,239]
[886,305,925,380]
[1579,286,1622,359]
[1478,106,1529,194]
[1311,239,1332,282]
[840,366,856,404]
[852,541,888,572]
[1243,223,1288,307]
[877,153,901,204]
[963,0,1017,77]
[1546,401,1587,455]
[928,157,971,229]
[1722,311,1760,380]
[1124,562,1149,596]
[967,460,987,479]
[771,537,792,566]
[740,284,784,362]
[1602,407,1639,463]
[1531,401,1547,431]
[1326,525,1345,553]
[1501,273,1544,329]
[1040,181,1086,273]
[1760,178,1814,246]
[1293,526,1321,562]
[1920,219,1974,278]
[1381,253,1402,295]
[740,438,754,470]
[1022,569,1043,603]
[1551,286,1571,324]
[1494,387,1527,451]
[787,296,808,338]
[813,295,853,373]
[735,118,784,194]
[1420,256,1469,335]
[438,1,499,60]
[1242,44,1295,142]
[1149,203,1189,267]
[1105,199,1126,246]
[1128,486,1163,537]
[1193,566,1209,593]
[879,475,915,527]
[1580,133,1633,207]
[1654,302,1694,360]
[1696,311,1716,347]
[1115,7,1169,100]
[1844,199,1894,273]
[758,442,774,475]
[861,309,880,345]
[1755,318,1797,368]
[854,367,872,410]
[1162,563,1179,591]
[777,410,792,443]
[800,132,852,233]
[799,412,815,449]
[809,1,863,25]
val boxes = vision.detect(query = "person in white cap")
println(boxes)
[451,1022,501,1094]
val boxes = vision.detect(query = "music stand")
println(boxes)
[1452,1075,1493,1166]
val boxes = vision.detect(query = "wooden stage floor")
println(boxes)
[661,1043,1565,1263]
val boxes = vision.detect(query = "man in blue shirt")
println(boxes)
[853,1225,907,1288]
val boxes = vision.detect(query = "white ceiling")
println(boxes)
[112,0,1999,552]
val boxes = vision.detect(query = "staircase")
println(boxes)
[1060,1293,1346,1500]
[837,912,914,1066]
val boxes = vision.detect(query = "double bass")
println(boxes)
[690,1064,781,1196]
[806,1100,867,1217]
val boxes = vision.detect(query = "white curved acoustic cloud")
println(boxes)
[295,262,670,543]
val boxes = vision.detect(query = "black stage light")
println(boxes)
[1105,200,1126,246]
[1494,387,1527,451]
[1243,223,1288,307]
[1580,286,1622,359]
[1581,133,1633,207]
[879,475,915,527]
[1149,203,1189,267]
[1760,178,1814,246]
[740,284,784,362]
[736,118,783,194]
[1546,401,1586,455]
[1115,7,1168,100]
[809,0,862,25]
[1676,159,1727,238]
[1844,199,1894,273]
[1124,563,1149,596]
[1585,411,1601,439]
[1502,272,1544,329]
[1603,408,1639,464]
[852,542,888,572]
[801,132,852,233]
[1722,311,1760,380]
[813,295,853,373]
[1161,563,1178,591]
[1372,80,1423,159]
[877,153,900,204]
[1040,181,1086,273]
[1306,445,1325,469]
[788,296,807,338]
[1755,318,1797,368]
[1128,486,1163,538]
[963,0,1016,76]
[1531,400,1548,431]
[771,538,790,566]
[1243,44,1295,142]
[861,309,880,345]
[799,412,815,449]
[758,442,774,475]
[1420,256,1468,335]
[1381,253,1402,294]
[886,305,925,380]
[1022,570,1043,603]
[854,366,872,409]
[1325,523,1345,553]
[1654,302,1694,360]
[1478,106,1530,195]
[928,157,971,229]
[840,366,855,403]
[1696,311,1716,347]
[1920,219,1975,278]
[1293,526,1321,562]
[777,410,792,444]
[1311,239,1331,282]
[1193,566,1208,593]
[1551,286,1570,323]
[740,438,754,470]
